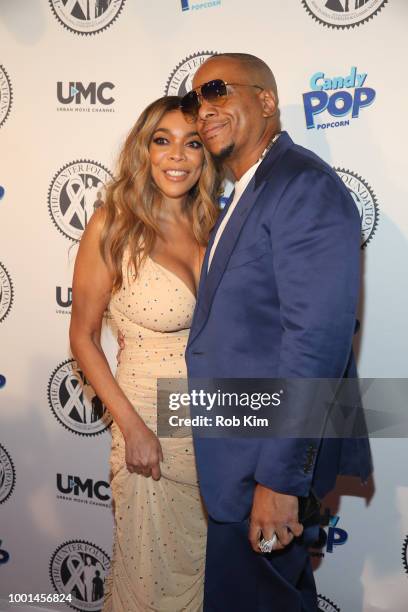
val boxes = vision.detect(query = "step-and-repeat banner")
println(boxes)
[1,1,407,611]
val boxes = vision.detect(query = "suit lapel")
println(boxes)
[188,132,293,347]
[197,192,233,300]
[188,190,235,340]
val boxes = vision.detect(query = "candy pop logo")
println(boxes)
[303,66,376,130]
[309,509,348,558]
[181,0,221,10]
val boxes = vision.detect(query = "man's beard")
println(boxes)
[212,142,235,162]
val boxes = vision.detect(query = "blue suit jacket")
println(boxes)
[185,132,372,522]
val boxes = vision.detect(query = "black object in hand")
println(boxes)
[298,489,321,526]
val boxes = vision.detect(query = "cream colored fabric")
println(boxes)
[103,255,206,612]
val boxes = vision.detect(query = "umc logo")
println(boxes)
[57,474,110,503]
[57,82,115,106]
[56,287,72,313]
[303,66,376,130]
[309,508,348,558]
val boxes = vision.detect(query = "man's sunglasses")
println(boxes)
[180,79,263,119]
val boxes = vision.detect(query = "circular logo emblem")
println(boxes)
[0,263,14,324]
[0,444,16,505]
[48,160,112,242]
[50,540,110,611]
[318,594,340,612]
[48,359,112,436]
[0,65,13,129]
[402,535,408,576]
[49,0,126,36]
[335,168,379,248]
[302,0,388,29]
[165,52,217,96]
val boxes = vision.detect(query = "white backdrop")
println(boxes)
[1,1,407,611]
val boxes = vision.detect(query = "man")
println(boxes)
[181,53,372,611]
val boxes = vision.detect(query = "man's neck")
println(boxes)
[226,128,278,181]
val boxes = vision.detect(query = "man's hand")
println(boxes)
[249,484,303,553]
[117,331,125,364]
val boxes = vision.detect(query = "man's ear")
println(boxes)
[259,89,277,118]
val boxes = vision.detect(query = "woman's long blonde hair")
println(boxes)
[100,96,220,292]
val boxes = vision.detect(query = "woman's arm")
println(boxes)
[69,209,163,479]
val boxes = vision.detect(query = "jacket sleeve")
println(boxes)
[254,168,361,496]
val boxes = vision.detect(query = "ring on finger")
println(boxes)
[259,533,278,553]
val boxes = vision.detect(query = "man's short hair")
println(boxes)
[213,52,278,98]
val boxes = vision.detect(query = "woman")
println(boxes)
[69,96,220,611]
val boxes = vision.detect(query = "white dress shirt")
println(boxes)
[208,134,280,271]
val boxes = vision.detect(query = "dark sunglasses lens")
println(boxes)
[201,79,227,102]
[181,91,199,116]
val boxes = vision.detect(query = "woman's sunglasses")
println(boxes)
[180,79,263,119]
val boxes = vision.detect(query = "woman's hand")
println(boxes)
[123,420,164,480]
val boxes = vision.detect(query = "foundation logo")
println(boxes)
[0,65,13,129]
[57,474,111,508]
[49,540,110,611]
[57,81,115,113]
[318,594,340,611]
[165,52,217,96]
[48,160,112,242]
[402,535,408,576]
[48,359,112,436]
[303,67,376,130]
[336,169,379,247]
[309,508,348,558]
[302,0,388,29]
[0,262,14,324]
[0,444,16,505]
[49,0,126,36]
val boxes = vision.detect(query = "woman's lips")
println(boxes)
[163,169,189,182]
